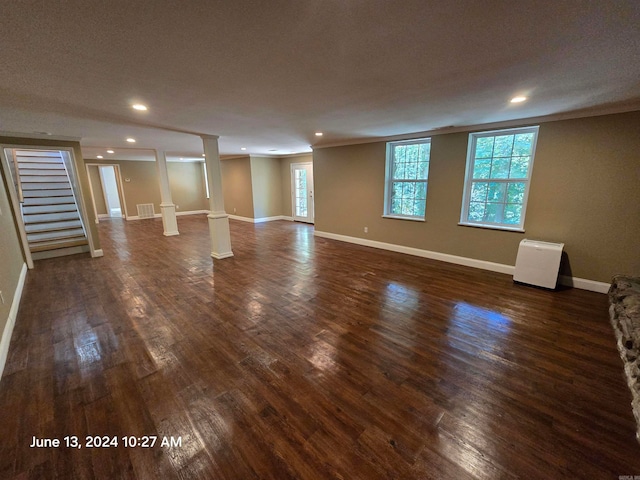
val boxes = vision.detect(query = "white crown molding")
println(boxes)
[312,103,640,150]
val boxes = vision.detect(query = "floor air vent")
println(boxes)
[136,203,155,218]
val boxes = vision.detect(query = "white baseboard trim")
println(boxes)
[314,230,610,294]
[97,214,109,218]
[176,210,209,216]
[229,214,291,224]
[255,215,290,223]
[91,248,104,258]
[558,275,610,294]
[0,263,27,379]
[126,213,162,221]
[228,214,254,223]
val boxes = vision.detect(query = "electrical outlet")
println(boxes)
[233,207,237,213]
[176,205,179,210]
[364,227,368,233]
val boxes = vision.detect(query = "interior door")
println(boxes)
[291,163,314,223]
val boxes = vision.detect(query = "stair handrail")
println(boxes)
[11,149,24,203]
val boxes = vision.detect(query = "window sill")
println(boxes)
[458,222,524,232]
[382,215,425,222]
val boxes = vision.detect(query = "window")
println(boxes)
[384,138,431,220]
[460,126,538,231]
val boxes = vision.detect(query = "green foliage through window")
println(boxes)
[385,139,431,218]
[463,127,538,229]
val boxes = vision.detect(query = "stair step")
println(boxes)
[25,219,83,233]
[15,150,63,158]
[19,175,70,183]
[22,182,71,190]
[30,237,88,252]
[27,228,85,242]
[22,204,77,215]
[22,189,74,198]
[18,163,66,171]
[22,196,76,206]
[16,158,64,164]
[23,211,80,224]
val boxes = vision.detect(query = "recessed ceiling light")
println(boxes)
[202,154,205,157]
[132,104,148,111]
[107,150,114,154]
[97,155,103,159]
[510,96,527,103]
[315,132,323,136]
[126,138,136,143]
[240,147,247,151]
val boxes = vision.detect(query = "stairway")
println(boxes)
[14,150,89,258]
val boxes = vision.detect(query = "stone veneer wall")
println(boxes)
[608,275,640,443]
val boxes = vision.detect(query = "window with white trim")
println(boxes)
[460,126,538,231]
[383,138,431,220]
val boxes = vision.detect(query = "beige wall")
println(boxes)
[0,167,26,339]
[90,160,161,217]
[168,162,208,212]
[313,111,640,283]
[250,156,282,219]
[221,156,254,218]
[279,154,313,218]
[87,165,108,215]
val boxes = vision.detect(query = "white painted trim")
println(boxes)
[313,230,610,293]
[228,214,292,223]
[175,210,209,216]
[91,249,104,258]
[228,214,254,223]
[126,213,162,221]
[211,251,234,259]
[97,214,109,218]
[558,275,610,294]
[255,215,290,223]
[0,263,27,378]
[163,231,180,237]
[312,102,640,150]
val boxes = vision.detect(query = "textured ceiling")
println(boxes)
[1,1,639,160]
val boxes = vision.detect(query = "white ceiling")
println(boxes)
[1,1,639,160]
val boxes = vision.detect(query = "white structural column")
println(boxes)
[154,149,179,236]
[202,135,233,259]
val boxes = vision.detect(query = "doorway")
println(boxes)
[99,166,122,217]
[291,163,314,223]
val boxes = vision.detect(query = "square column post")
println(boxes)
[154,149,179,236]
[202,135,233,259]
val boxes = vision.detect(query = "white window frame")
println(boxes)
[460,126,539,232]
[383,137,431,221]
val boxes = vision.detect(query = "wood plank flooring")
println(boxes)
[1,215,638,479]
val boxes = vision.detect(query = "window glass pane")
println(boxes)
[487,182,506,202]
[513,133,534,156]
[414,199,426,217]
[402,182,415,199]
[392,182,403,199]
[473,158,491,179]
[506,182,525,203]
[391,198,402,214]
[404,161,418,180]
[418,161,429,179]
[468,202,486,221]
[475,137,494,158]
[484,203,503,222]
[503,204,522,224]
[490,158,510,179]
[393,161,405,179]
[494,135,514,157]
[394,145,407,163]
[471,182,488,202]
[509,156,530,178]
[415,182,427,200]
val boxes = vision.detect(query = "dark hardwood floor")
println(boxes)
[1,215,638,479]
